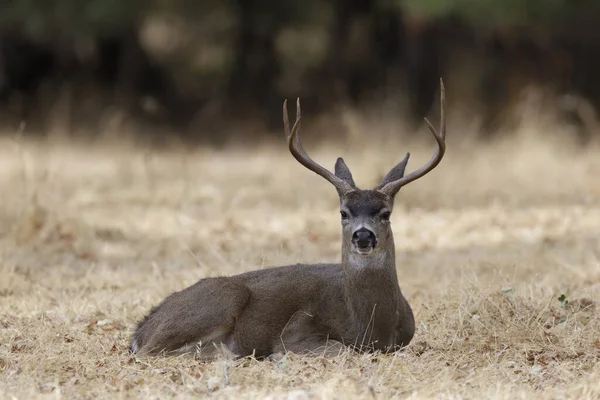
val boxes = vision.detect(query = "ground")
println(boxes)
[0,123,599,399]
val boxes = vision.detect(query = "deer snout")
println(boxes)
[352,228,377,250]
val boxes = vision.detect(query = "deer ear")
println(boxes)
[335,157,356,187]
[377,153,410,191]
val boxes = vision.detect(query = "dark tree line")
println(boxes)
[1,0,600,143]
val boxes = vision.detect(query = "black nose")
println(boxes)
[352,228,376,248]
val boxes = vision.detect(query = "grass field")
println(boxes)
[1,123,599,399]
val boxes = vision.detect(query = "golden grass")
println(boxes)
[0,123,599,399]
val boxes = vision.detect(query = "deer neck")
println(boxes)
[341,236,400,341]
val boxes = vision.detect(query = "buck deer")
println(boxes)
[129,79,446,359]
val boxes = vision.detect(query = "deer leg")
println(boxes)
[272,337,346,358]
[393,299,415,350]
[130,277,250,356]
[270,314,347,357]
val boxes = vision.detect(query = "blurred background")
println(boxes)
[1,0,600,146]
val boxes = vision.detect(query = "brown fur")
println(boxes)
[130,80,446,359]
[131,191,414,357]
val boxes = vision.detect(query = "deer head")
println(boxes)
[283,79,446,258]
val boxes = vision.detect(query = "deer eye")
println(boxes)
[380,211,391,221]
[340,211,349,220]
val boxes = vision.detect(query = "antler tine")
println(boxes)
[379,78,446,196]
[283,99,291,139]
[283,98,353,194]
[283,98,302,142]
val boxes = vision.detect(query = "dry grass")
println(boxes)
[0,123,599,399]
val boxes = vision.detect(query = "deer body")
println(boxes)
[130,80,446,359]
[132,259,412,357]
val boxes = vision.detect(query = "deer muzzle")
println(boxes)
[352,228,377,255]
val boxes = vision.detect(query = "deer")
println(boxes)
[129,79,446,360]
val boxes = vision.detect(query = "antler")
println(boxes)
[378,78,446,196]
[283,98,354,194]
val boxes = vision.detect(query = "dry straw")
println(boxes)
[1,111,599,398]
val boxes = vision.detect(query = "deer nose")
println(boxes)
[352,228,376,248]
